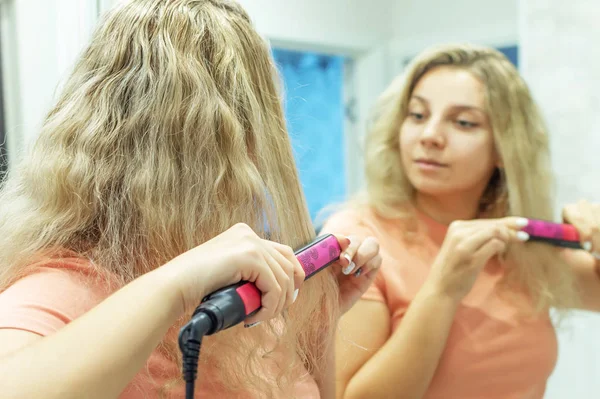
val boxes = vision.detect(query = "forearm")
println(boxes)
[0,267,185,399]
[345,284,459,399]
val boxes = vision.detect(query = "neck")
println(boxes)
[415,192,481,225]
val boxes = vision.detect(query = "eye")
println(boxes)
[409,112,425,121]
[456,119,477,128]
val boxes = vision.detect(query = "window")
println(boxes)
[497,45,518,68]
[272,48,347,222]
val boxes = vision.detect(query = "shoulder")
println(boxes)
[0,254,114,336]
[320,204,382,234]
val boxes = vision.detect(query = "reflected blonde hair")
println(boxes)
[362,43,578,313]
[0,0,338,396]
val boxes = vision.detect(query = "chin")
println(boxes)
[407,175,453,196]
[412,184,454,197]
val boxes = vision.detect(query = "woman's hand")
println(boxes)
[425,217,529,302]
[333,235,382,314]
[562,199,600,259]
[161,223,304,325]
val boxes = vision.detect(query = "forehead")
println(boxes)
[411,66,486,109]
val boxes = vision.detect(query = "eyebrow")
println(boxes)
[411,95,486,114]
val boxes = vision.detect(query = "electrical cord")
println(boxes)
[178,283,251,399]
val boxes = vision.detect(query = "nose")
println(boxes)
[420,117,446,148]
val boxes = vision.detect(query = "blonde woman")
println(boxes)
[0,1,381,398]
[322,44,600,399]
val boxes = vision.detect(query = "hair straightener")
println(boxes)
[178,234,342,399]
[520,218,583,249]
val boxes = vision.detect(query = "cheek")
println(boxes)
[399,124,417,163]
[453,136,496,175]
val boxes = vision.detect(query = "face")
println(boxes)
[400,66,499,200]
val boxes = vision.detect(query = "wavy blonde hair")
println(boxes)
[0,0,338,396]
[362,43,578,313]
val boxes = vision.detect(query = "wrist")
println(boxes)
[418,280,462,310]
[150,263,198,318]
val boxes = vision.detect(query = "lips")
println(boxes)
[414,158,448,167]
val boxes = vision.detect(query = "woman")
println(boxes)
[0,1,381,398]
[322,43,600,399]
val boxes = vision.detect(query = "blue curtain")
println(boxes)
[272,48,346,222]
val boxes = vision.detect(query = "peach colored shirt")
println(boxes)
[0,256,320,398]
[323,208,557,399]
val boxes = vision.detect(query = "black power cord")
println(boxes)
[178,282,252,399]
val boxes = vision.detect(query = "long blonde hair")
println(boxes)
[362,43,578,313]
[0,0,338,396]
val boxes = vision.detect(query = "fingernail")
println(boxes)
[244,321,262,328]
[343,253,352,264]
[592,252,600,260]
[293,289,299,303]
[516,231,530,242]
[343,260,356,275]
[354,268,363,278]
[516,218,529,227]
[583,241,593,252]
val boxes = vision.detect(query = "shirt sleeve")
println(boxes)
[0,264,106,336]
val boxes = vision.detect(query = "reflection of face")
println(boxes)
[400,66,498,200]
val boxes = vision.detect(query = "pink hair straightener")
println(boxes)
[178,234,342,397]
[520,219,583,249]
[191,233,342,327]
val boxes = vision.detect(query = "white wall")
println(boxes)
[105,0,394,55]
[0,0,98,163]
[520,1,600,398]
[236,0,393,56]
[388,0,518,76]
[345,44,394,195]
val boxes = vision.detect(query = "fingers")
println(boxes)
[264,240,303,303]
[264,248,293,315]
[448,222,507,255]
[267,241,305,288]
[450,218,531,254]
[333,234,352,252]
[498,216,530,231]
[245,241,296,326]
[350,237,381,278]
[332,234,382,279]
[358,253,382,278]
[472,237,508,266]
[338,235,360,275]
[567,201,600,253]
[246,257,280,326]
[564,202,589,251]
